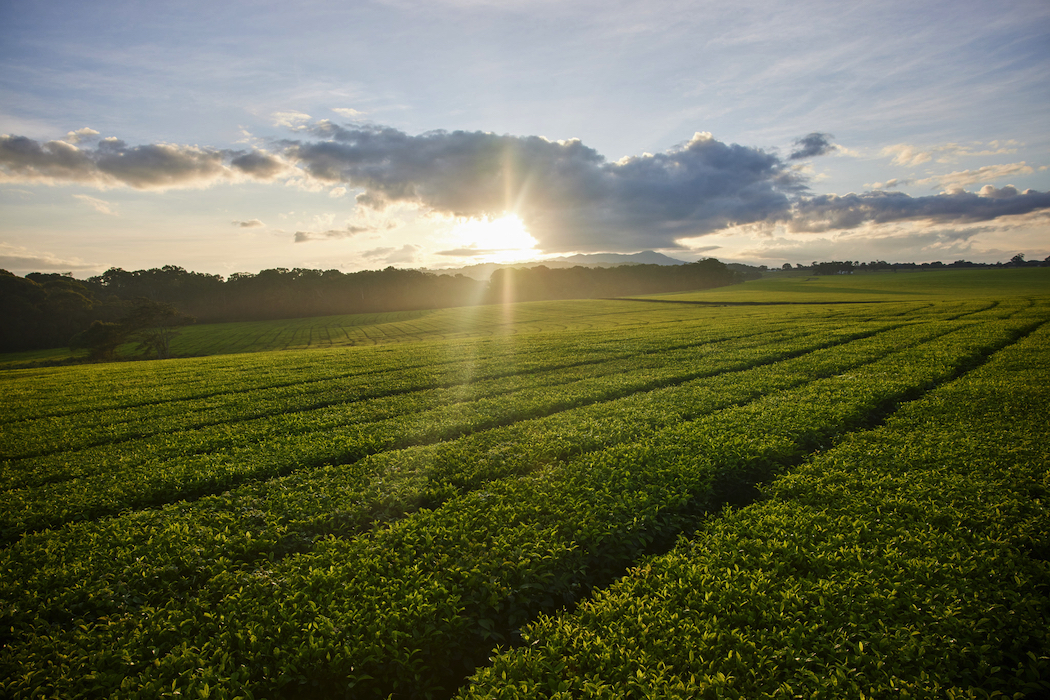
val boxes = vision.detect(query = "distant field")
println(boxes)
[647,266,1050,302]
[4,268,1044,370]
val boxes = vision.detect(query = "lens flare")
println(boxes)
[449,214,538,263]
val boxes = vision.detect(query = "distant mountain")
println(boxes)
[425,251,689,280]
[559,251,688,266]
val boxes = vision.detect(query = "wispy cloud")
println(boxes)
[272,111,312,130]
[881,141,1022,167]
[332,108,366,119]
[293,219,401,243]
[232,218,264,228]
[73,193,117,215]
[361,244,420,264]
[435,245,502,257]
[914,163,1034,190]
[0,242,98,272]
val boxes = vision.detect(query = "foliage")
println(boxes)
[68,320,126,360]
[0,283,1047,698]
[66,298,194,361]
[460,322,1050,699]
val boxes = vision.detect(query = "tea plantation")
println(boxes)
[1,269,1047,698]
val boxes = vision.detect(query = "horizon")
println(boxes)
[2,0,1048,277]
[8,251,1040,285]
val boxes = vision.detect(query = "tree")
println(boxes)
[123,299,195,359]
[69,321,127,360]
[69,299,194,361]
[1010,253,1026,266]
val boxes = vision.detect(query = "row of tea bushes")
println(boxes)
[2,321,745,458]
[1,318,1035,699]
[2,319,850,483]
[460,322,1050,698]
[2,302,805,426]
[0,321,935,644]
[0,322,877,538]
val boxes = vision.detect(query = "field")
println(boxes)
[0,268,1048,698]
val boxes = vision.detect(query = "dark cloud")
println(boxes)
[284,126,803,252]
[789,132,836,160]
[0,135,97,183]
[790,187,1050,232]
[230,150,287,179]
[6,126,1050,253]
[0,134,285,189]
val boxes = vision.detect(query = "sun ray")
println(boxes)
[448,214,539,264]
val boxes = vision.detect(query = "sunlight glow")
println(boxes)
[448,214,539,263]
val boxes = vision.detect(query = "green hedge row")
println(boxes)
[459,322,1050,698]
[1,320,937,642]
[0,317,1034,699]
[1,319,842,489]
[5,303,814,427]
[2,321,749,458]
[0,322,879,539]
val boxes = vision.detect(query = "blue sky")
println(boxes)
[1,0,1048,276]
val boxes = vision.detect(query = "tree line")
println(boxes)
[0,259,746,354]
[783,254,1050,275]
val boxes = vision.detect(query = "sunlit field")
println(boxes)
[649,266,1050,302]
[1,269,1048,698]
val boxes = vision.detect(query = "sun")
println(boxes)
[448,214,540,263]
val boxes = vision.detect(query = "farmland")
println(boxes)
[0,268,1048,698]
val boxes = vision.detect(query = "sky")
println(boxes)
[1,0,1048,278]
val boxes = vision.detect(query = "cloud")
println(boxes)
[284,125,804,253]
[229,150,289,179]
[435,246,503,257]
[0,243,98,272]
[361,244,421,264]
[881,141,1022,167]
[293,224,376,243]
[789,187,1050,232]
[0,134,288,190]
[273,111,312,130]
[867,178,907,190]
[5,125,1049,253]
[914,162,1035,190]
[332,108,366,119]
[232,218,264,228]
[882,144,933,167]
[789,133,836,160]
[73,194,117,215]
[63,128,100,144]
